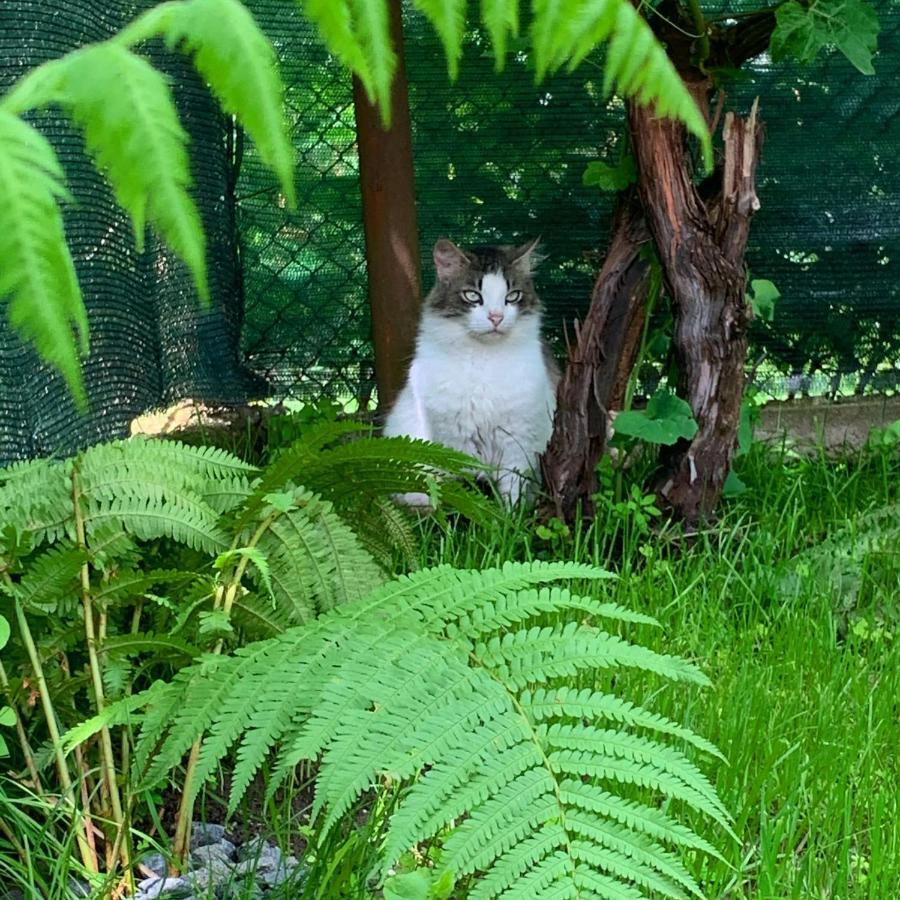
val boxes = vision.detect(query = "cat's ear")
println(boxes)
[433,239,469,282]
[509,237,543,273]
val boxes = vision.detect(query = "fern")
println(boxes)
[0,0,292,399]
[530,0,711,168]
[0,112,87,406]
[114,561,728,897]
[117,0,296,205]
[413,0,468,79]
[481,0,519,68]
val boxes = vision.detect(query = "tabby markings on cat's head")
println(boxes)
[427,238,543,340]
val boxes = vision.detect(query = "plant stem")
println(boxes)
[0,658,43,793]
[686,0,711,68]
[72,466,130,874]
[11,596,96,872]
[171,511,279,866]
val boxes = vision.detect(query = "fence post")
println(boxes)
[353,0,422,415]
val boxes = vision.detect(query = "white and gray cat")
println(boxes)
[384,238,559,505]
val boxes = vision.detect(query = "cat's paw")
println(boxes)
[393,491,434,514]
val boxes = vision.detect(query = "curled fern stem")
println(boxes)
[172,509,279,865]
[10,594,96,873]
[71,464,131,879]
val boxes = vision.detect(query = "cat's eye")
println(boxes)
[506,290,523,304]
[461,289,482,305]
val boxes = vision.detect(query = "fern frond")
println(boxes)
[0,545,85,615]
[413,0,468,79]
[251,488,383,621]
[302,0,376,97]
[0,458,74,548]
[480,0,519,69]
[559,779,723,859]
[530,0,711,169]
[473,621,709,688]
[11,44,207,297]
[230,591,292,636]
[85,493,228,554]
[125,0,296,207]
[525,687,725,761]
[0,112,87,406]
[121,563,727,896]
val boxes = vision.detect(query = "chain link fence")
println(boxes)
[238,2,900,406]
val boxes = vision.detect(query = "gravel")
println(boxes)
[130,823,307,899]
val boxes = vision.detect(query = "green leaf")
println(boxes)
[747,278,780,322]
[199,609,234,637]
[722,470,747,498]
[149,0,296,207]
[383,870,433,900]
[413,0,467,80]
[480,0,519,69]
[613,390,699,446]
[0,111,88,408]
[583,155,636,192]
[0,708,12,728]
[770,0,879,75]
[0,614,9,651]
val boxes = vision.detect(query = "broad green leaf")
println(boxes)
[583,155,636,191]
[480,0,519,68]
[722,470,747,497]
[383,870,433,900]
[770,0,879,75]
[614,389,699,445]
[0,112,88,408]
[747,278,780,322]
[414,0,467,80]
[0,614,8,649]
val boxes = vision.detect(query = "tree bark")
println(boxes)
[353,0,422,416]
[630,98,763,522]
[542,192,651,521]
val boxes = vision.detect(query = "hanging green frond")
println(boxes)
[530,0,712,168]
[119,561,728,896]
[480,0,519,68]
[412,0,468,79]
[0,112,87,407]
[119,0,296,206]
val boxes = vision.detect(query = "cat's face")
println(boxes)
[426,239,542,339]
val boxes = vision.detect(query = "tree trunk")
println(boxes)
[542,192,651,521]
[630,97,763,522]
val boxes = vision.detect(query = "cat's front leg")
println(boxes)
[383,370,434,510]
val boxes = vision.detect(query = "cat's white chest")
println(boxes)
[403,327,554,467]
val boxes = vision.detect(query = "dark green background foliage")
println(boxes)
[0,1,898,463]
[239,0,900,398]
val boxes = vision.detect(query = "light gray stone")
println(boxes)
[191,839,236,867]
[135,875,194,899]
[190,822,227,850]
[186,857,234,897]
[139,852,168,878]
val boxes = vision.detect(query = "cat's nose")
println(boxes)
[487,311,504,328]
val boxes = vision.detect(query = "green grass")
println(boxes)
[1,438,896,898]
[411,442,899,897]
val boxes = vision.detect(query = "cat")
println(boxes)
[383,237,559,505]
